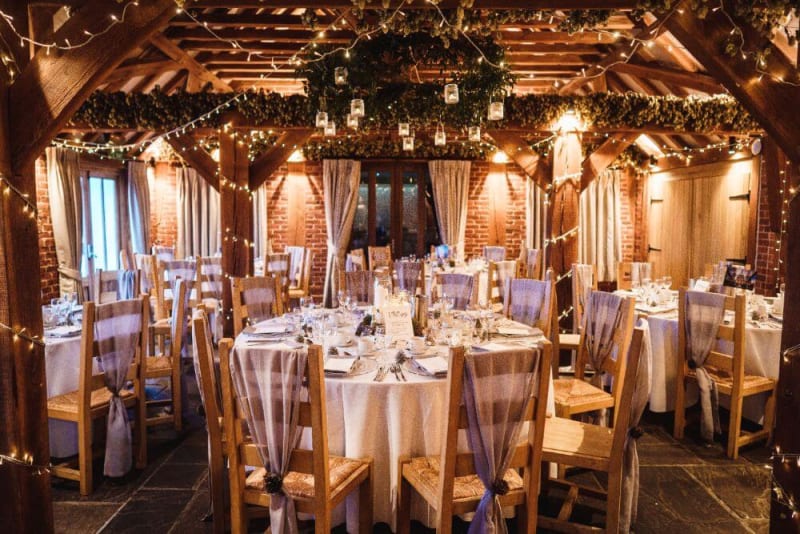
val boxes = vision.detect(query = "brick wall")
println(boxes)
[36,157,59,304]
[150,162,178,248]
[754,155,781,296]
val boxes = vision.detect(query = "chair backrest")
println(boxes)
[266,253,290,275]
[346,249,366,271]
[437,342,552,530]
[231,275,281,336]
[394,260,424,294]
[191,308,227,445]
[134,254,158,296]
[435,272,475,311]
[572,263,598,331]
[678,288,743,381]
[94,269,140,304]
[574,291,636,426]
[519,247,543,280]
[285,246,306,286]
[503,276,555,337]
[152,245,175,262]
[483,245,506,262]
[487,260,518,308]
[368,245,392,272]
[222,344,333,516]
[617,261,653,290]
[298,249,314,294]
[345,270,374,305]
[196,256,224,301]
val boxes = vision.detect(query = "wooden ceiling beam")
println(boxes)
[249,128,314,191]
[191,0,637,8]
[487,129,551,190]
[663,2,800,161]
[610,61,724,94]
[580,133,634,190]
[104,59,178,83]
[170,12,337,28]
[167,28,355,43]
[167,134,220,190]
[150,34,233,92]
[8,0,176,174]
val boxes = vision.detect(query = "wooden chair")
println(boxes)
[538,328,645,533]
[152,245,175,262]
[617,261,653,290]
[397,342,552,533]
[134,254,158,298]
[144,279,187,432]
[394,260,424,294]
[482,245,506,262]
[504,276,556,375]
[231,275,281,337]
[196,256,223,308]
[434,272,476,311]
[345,270,375,305]
[674,289,777,459]
[286,246,307,288]
[221,344,374,534]
[519,247,543,280]
[48,297,148,496]
[93,269,140,304]
[486,260,518,311]
[192,309,231,534]
[153,259,195,354]
[559,263,598,352]
[266,253,291,306]
[346,249,367,271]
[552,292,636,422]
[368,245,392,272]
[288,249,314,302]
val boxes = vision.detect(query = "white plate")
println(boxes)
[403,357,448,378]
[324,357,377,378]
[770,312,783,322]
[403,347,438,359]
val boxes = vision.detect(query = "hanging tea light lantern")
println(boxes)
[444,83,459,104]
[402,136,415,151]
[488,100,504,121]
[434,124,446,146]
[334,66,348,85]
[398,122,410,137]
[468,126,481,142]
[315,111,328,128]
[346,113,358,128]
[350,98,365,117]
[324,121,336,136]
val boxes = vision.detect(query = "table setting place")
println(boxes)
[42,293,83,339]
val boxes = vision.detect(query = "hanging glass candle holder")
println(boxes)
[444,83,459,104]
[324,121,336,136]
[350,98,365,118]
[334,66,348,85]
[488,100,504,121]
[346,113,358,128]
[398,122,410,137]
[402,136,414,151]
[434,125,446,146]
[315,111,328,128]
[468,126,481,142]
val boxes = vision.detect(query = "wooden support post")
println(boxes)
[219,125,254,337]
[166,134,220,190]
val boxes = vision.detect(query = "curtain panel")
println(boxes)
[322,159,361,307]
[127,161,151,257]
[579,168,622,282]
[253,182,271,261]
[525,177,547,254]
[46,146,84,296]
[428,160,471,261]
[176,167,220,259]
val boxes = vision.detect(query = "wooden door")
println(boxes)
[648,175,693,286]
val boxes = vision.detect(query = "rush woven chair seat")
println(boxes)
[48,297,149,496]
[397,342,552,533]
[222,343,373,533]
[674,289,777,459]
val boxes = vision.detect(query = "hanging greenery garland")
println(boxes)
[303,136,491,160]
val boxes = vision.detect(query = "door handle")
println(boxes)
[648,245,662,252]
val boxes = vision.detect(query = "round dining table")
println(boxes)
[233,311,554,531]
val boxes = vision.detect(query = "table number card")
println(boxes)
[382,303,414,339]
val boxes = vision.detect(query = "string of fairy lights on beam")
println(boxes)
[0,451,52,475]
[0,174,38,219]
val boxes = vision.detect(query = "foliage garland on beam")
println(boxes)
[69,90,760,134]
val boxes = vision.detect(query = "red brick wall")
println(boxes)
[754,155,782,296]
[36,157,59,304]
[150,162,178,248]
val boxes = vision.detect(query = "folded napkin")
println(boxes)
[245,323,291,335]
[496,325,542,337]
[46,325,82,338]
[472,342,517,352]
[324,357,357,374]
[410,356,449,377]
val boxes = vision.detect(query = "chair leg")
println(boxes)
[358,461,374,534]
[396,456,412,534]
[78,416,93,496]
[764,387,777,446]
[313,507,330,534]
[674,376,686,440]
[172,356,183,432]
[605,468,624,534]
[136,394,148,470]
[727,391,745,460]
[209,438,226,534]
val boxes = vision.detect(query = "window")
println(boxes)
[85,175,121,273]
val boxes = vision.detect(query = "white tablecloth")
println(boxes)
[234,319,553,530]
[45,334,91,458]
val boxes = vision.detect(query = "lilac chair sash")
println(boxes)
[526,248,541,279]
[493,260,517,303]
[230,346,308,534]
[483,246,506,262]
[582,291,624,377]
[345,270,374,304]
[462,348,540,533]
[242,280,278,324]
[94,299,142,477]
[630,262,651,285]
[394,260,422,293]
[685,290,726,441]
[506,278,548,327]
[438,273,474,310]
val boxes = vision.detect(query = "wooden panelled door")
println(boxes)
[350,161,440,258]
[648,159,753,287]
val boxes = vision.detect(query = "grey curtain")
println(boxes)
[253,182,271,261]
[322,159,361,307]
[429,160,471,261]
[525,177,546,252]
[579,169,622,282]
[46,147,84,296]
[176,166,220,259]
[128,161,151,256]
